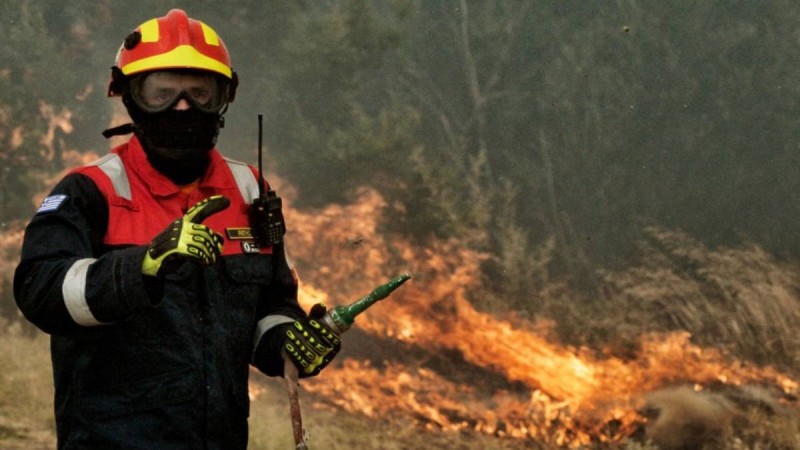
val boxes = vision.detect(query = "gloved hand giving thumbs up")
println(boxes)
[142,195,231,277]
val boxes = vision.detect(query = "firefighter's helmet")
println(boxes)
[108,9,237,102]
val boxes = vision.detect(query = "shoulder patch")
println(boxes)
[36,194,68,214]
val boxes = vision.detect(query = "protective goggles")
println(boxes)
[129,71,229,113]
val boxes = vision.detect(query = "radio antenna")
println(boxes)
[257,113,265,198]
[249,113,286,245]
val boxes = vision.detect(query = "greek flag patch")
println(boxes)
[37,194,68,214]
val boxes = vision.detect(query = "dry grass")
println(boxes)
[248,385,529,450]
[641,384,800,450]
[0,328,527,450]
[0,328,56,450]
[603,228,800,373]
[2,224,800,449]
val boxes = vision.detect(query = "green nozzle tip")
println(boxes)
[339,273,412,324]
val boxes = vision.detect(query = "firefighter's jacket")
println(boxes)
[14,136,305,450]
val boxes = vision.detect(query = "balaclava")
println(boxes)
[123,92,223,185]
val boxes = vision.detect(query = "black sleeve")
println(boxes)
[251,242,307,377]
[13,173,156,335]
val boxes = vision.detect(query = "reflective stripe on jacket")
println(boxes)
[75,140,266,254]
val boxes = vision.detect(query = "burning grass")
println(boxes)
[269,188,800,449]
[1,186,800,448]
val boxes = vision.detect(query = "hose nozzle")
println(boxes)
[321,273,411,334]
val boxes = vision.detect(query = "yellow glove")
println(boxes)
[283,304,341,377]
[142,195,230,277]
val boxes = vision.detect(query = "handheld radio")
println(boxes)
[248,114,286,246]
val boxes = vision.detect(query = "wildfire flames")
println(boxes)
[2,95,794,449]
[250,186,799,447]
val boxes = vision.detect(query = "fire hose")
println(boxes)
[283,273,412,450]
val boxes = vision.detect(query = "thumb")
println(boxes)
[185,195,230,224]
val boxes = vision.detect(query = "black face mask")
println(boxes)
[124,94,223,185]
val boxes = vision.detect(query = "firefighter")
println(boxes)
[13,9,340,449]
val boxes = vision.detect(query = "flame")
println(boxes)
[0,107,793,444]
[2,130,795,445]
[6,113,793,444]
[250,186,798,446]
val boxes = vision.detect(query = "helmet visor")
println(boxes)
[130,70,229,113]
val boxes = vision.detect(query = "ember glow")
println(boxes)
[252,186,798,446]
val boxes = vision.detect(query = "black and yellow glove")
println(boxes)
[283,304,342,377]
[142,195,230,277]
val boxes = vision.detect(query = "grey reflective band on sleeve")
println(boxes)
[62,258,107,326]
[91,154,131,200]
[225,158,260,203]
[253,315,295,350]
